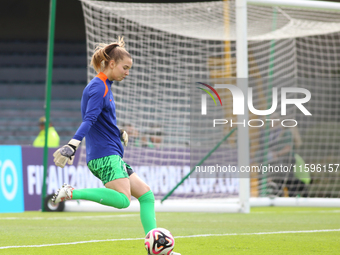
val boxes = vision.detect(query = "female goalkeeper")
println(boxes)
[52,37,180,255]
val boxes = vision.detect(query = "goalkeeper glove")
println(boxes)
[120,129,128,146]
[53,139,81,168]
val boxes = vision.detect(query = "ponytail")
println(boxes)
[90,36,131,73]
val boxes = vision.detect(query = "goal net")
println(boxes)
[79,0,340,203]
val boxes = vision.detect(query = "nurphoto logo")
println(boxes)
[197,83,312,128]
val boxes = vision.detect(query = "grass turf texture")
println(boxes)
[0,207,340,254]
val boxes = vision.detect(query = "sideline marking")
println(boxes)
[252,209,340,214]
[1,229,340,250]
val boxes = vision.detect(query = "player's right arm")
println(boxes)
[53,81,105,168]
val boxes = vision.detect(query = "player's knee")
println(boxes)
[148,190,155,203]
[136,183,151,199]
[138,189,155,203]
[119,193,131,209]
[122,199,130,209]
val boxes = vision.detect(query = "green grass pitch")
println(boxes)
[1,207,340,254]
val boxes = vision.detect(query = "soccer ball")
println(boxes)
[145,228,175,255]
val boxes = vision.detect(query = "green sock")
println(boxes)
[138,190,157,235]
[72,188,130,209]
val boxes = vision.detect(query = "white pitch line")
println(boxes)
[0,238,144,250]
[1,229,340,250]
[175,229,340,238]
[252,210,340,214]
[0,214,138,221]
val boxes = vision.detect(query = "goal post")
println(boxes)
[236,0,250,213]
[42,0,57,212]
[78,0,340,212]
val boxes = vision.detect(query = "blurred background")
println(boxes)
[0,0,206,146]
[1,0,87,145]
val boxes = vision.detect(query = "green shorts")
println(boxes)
[87,155,134,185]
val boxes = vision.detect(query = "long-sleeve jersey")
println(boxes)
[73,72,124,163]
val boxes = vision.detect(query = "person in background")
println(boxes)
[123,123,155,148]
[140,133,155,148]
[123,123,140,146]
[149,124,163,148]
[266,123,308,197]
[33,116,60,148]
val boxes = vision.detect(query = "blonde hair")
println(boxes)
[90,36,131,73]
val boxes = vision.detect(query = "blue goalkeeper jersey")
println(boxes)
[73,72,123,163]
